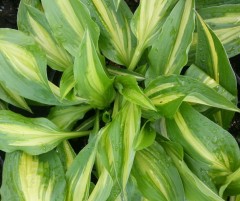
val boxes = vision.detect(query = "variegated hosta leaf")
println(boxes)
[98,102,141,200]
[88,167,113,201]
[41,0,99,56]
[60,66,76,99]
[17,2,73,71]
[115,75,156,111]
[198,4,240,58]
[148,0,195,76]
[196,0,240,9]
[0,29,61,105]
[144,75,239,117]
[74,30,115,109]
[165,103,240,183]
[132,142,185,201]
[160,140,225,201]
[186,64,236,103]
[0,110,90,155]
[48,105,91,131]
[0,150,66,201]
[66,134,101,201]
[219,166,240,196]
[55,140,76,172]
[0,82,31,112]
[80,0,135,66]
[129,0,177,70]
[196,13,238,128]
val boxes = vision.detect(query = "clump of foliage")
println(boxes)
[0,0,240,200]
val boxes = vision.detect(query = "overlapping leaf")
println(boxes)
[74,30,115,109]
[0,110,90,155]
[41,0,99,56]
[148,0,195,76]
[0,150,66,201]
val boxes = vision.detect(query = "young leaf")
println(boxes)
[48,105,91,131]
[132,142,185,201]
[0,110,90,155]
[66,134,101,201]
[0,29,59,105]
[80,0,135,66]
[115,75,156,111]
[74,30,115,109]
[165,103,240,179]
[41,0,99,56]
[148,0,195,76]
[0,150,66,201]
[129,0,178,70]
[98,102,141,199]
[144,75,240,117]
[17,2,73,71]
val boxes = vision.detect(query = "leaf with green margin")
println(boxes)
[159,140,225,201]
[0,150,66,201]
[74,30,115,109]
[17,2,73,71]
[0,110,90,155]
[129,0,178,70]
[148,0,195,76]
[98,102,141,200]
[132,141,185,201]
[196,0,240,9]
[59,66,76,99]
[195,13,238,128]
[0,29,60,105]
[80,0,136,66]
[186,64,236,103]
[55,140,76,172]
[88,168,113,201]
[66,133,102,201]
[0,82,31,112]
[134,121,156,151]
[144,75,240,117]
[48,104,91,131]
[41,0,100,56]
[115,75,156,111]
[165,103,240,179]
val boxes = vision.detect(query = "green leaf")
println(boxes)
[195,13,238,128]
[0,29,60,105]
[41,0,99,56]
[55,141,76,172]
[129,0,177,70]
[98,102,141,199]
[196,0,240,9]
[160,140,225,201]
[66,134,102,201]
[17,2,73,71]
[0,82,31,112]
[132,142,185,201]
[165,103,240,181]
[74,30,115,109]
[134,121,156,151]
[148,0,195,76]
[198,4,240,59]
[0,110,90,155]
[0,150,66,201]
[115,75,156,111]
[144,75,240,117]
[113,0,121,11]
[80,0,135,66]
[48,105,91,131]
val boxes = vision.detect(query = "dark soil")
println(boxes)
[0,0,240,190]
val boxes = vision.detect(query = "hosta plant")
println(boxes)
[0,0,240,200]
